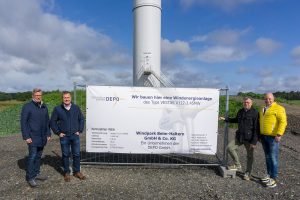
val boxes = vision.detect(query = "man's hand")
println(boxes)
[275,135,281,142]
[75,132,80,136]
[47,136,51,141]
[250,144,256,149]
[25,138,32,144]
[59,133,66,138]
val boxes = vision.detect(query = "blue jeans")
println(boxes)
[26,145,44,181]
[60,134,81,174]
[261,135,279,179]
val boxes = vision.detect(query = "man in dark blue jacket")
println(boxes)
[50,91,85,182]
[21,88,51,187]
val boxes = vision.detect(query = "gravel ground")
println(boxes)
[0,115,299,200]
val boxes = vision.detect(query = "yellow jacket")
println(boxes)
[259,102,287,136]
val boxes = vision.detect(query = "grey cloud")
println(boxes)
[255,37,281,55]
[180,0,259,11]
[196,46,248,63]
[291,45,300,65]
[256,69,273,77]
[161,39,191,59]
[191,28,251,45]
[256,76,300,93]
[170,69,222,88]
[115,71,132,80]
[0,0,131,92]
[237,66,250,74]
[283,76,300,88]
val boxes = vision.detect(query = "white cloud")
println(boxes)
[255,75,300,93]
[255,37,281,55]
[196,46,247,63]
[291,45,300,65]
[170,69,222,88]
[237,66,250,74]
[191,28,251,45]
[284,76,300,88]
[180,0,259,11]
[162,39,191,58]
[256,69,273,77]
[0,0,131,92]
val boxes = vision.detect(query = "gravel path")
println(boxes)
[0,116,299,199]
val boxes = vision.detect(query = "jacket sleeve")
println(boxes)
[277,106,287,135]
[250,111,259,145]
[78,106,85,133]
[45,107,51,137]
[50,107,60,135]
[20,104,31,140]
[227,110,240,123]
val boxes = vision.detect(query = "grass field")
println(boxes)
[0,90,86,136]
[0,100,23,111]
[288,100,300,105]
[0,91,298,136]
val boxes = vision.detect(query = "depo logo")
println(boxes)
[105,96,120,102]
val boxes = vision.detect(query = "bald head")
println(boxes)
[264,93,274,107]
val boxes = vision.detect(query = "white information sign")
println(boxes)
[86,86,219,155]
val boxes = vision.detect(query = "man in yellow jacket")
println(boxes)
[259,93,287,188]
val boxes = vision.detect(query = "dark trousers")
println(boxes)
[60,134,81,174]
[26,145,44,181]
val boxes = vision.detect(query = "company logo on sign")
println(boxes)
[105,97,119,101]
[92,96,120,102]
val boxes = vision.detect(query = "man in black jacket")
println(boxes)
[21,88,51,187]
[50,91,85,182]
[220,97,259,180]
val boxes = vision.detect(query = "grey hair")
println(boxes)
[243,96,253,102]
[32,88,42,95]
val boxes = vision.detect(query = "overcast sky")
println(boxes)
[0,0,299,93]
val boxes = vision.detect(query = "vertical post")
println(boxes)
[73,82,77,105]
[223,86,229,166]
[133,0,161,86]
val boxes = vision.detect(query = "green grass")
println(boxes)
[0,100,23,111]
[287,100,300,106]
[0,103,23,135]
[1,90,285,136]
[0,90,86,136]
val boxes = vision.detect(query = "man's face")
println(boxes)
[264,94,274,107]
[243,99,252,110]
[63,93,72,105]
[32,91,42,103]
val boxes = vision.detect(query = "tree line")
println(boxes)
[1,90,300,102]
[0,91,53,101]
[237,91,300,100]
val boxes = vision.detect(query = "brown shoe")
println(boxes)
[64,173,71,182]
[74,172,86,180]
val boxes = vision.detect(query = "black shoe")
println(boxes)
[27,179,38,187]
[35,174,48,181]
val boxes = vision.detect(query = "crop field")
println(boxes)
[0,90,86,136]
[288,100,300,105]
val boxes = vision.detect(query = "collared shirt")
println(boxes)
[32,99,43,108]
[263,105,271,114]
[64,103,72,111]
